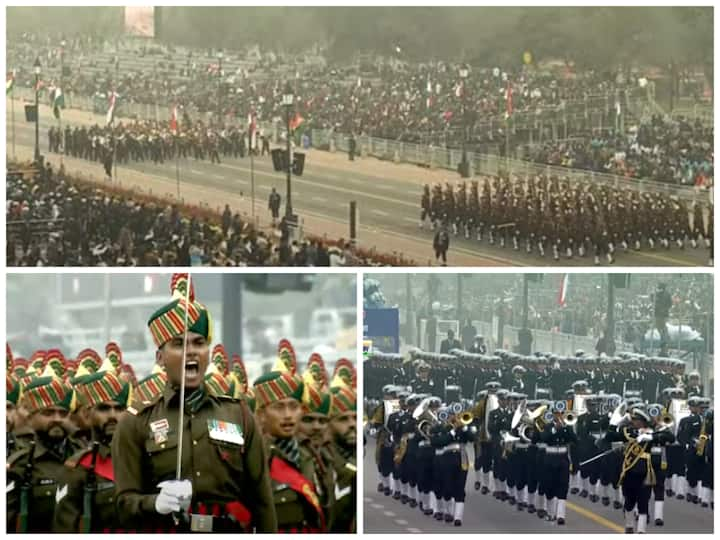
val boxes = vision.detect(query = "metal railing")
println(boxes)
[310,128,710,202]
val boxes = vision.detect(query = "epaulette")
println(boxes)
[64,446,94,469]
[128,393,163,416]
[7,446,32,469]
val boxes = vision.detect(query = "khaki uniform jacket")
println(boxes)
[327,444,357,533]
[111,384,277,532]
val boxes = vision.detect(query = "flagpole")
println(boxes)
[176,136,180,199]
[11,84,16,160]
[251,148,255,220]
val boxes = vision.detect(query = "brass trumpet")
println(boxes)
[458,411,474,426]
[562,411,578,427]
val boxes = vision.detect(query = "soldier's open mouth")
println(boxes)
[185,361,199,376]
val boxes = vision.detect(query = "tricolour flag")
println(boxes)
[106,92,116,126]
[170,105,178,133]
[558,274,569,306]
[248,111,257,150]
[6,72,14,95]
[454,82,463,98]
[51,87,65,119]
[289,112,304,131]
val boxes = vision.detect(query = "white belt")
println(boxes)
[546,446,568,454]
[651,447,662,455]
[611,442,624,450]
[590,432,603,439]
[419,440,430,448]
[445,443,461,452]
[515,443,530,449]
[435,448,445,456]
[536,443,548,449]
[407,433,416,440]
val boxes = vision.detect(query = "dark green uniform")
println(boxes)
[301,440,335,523]
[328,444,357,533]
[52,442,119,532]
[269,442,326,532]
[111,384,277,533]
[6,437,79,532]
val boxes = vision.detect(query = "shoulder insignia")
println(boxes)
[7,446,32,468]
[344,462,357,473]
[64,446,93,469]
[127,406,139,416]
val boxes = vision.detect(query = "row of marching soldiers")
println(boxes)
[419,177,713,265]
[368,377,712,533]
[6,273,356,533]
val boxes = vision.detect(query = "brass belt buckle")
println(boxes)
[190,514,213,532]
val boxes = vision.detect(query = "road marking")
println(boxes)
[370,503,383,509]
[566,500,625,533]
[403,217,418,223]
[311,196,327,202]
[189,168,203,174]
[371,209,389,216]
[406,527,423,533]
[395,519,408,525]
[383,510,396,517]
[364,497,373,503]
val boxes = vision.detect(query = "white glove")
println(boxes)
[154,480,193,515]
[636,433,653,443]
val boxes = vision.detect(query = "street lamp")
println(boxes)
[282,83,294,218]
[458,66,470,178]
[217,51,224,125]
[33,56,41,163]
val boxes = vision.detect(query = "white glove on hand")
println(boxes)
[636,433,653,443]
[155,480,193,515]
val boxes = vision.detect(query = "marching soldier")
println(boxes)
[327,386,357,533]
[7,375,79,532]
[678,396,705,505]
[52,369,131,532]
[488,389,511,501]
[539,400,577,525]
[112,274,277,532]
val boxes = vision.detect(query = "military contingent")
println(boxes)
[6,273,356,533]
[48,119,261,171]
[419,177,713,265]
[366,348,713,533]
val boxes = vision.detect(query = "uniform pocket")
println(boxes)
[209,439,245,473]
[144,436,178,480]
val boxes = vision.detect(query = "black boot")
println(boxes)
[378,483,384,493]
[601,497,610,506]
[474,481,481,491]
[528,504,536,514]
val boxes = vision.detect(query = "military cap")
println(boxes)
[511,365,527,375]
[75,369,132,408]
[331,358,355,388]
[688,396,702,407]
[428,397,442,408]
[303,352,328,389]
[497,389,509,399]
[382,384,396,395]
[21,376,74,413]
[204,362,236,398]
[253,371,304,408]
[630,408,650,423]
[147,273,212,348]
[302,383,331,415]
[485,381,501,391]
[211,344,230,374]
[105,342,123,371]
[535,388,552,399]
[11,357,28,379]
[76,348,102,373]
[134,370,168,404]
[274,339,298,374]
[230,354,249,395]
[396,390,410,401]
[329,386,357,415]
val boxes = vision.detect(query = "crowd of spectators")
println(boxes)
[6,159,414,267]
[528,114,713,186]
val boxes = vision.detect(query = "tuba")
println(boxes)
[483,393,500,440]
[696,417,708,457]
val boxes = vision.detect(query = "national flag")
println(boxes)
[51,87,65,119]
[426,79,432,109]
[505,80,513,118]
[6,72,14,95]
[170,104,178,133]
[289,112,304,131]
[454,82,463,98]
[34,79,45,93]
[248,111,257,149]
[558,274,569,306]
[106,92,116,126]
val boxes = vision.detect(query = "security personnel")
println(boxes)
[539,401,577,525]
[646,403,674,526]
[254,370,326,532]
[7,375,79,532]
[678,396,705,504]
[327,385,357,533]
[409,362,436,395]
[576,394,607,501]
[112,274,277,532]
[444,408,476,526]
[52,369,131,532]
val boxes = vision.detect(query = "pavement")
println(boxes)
[362,441,714,534]
[7,99,711,267]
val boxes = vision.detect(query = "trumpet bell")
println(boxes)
[563,412,578,426]
[459,411,474,425]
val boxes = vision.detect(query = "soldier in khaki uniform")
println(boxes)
[111,274,277,533]
[53,369,131,532]
[327,385,358,533]
[254,370,327,532]
[7,375,79,532]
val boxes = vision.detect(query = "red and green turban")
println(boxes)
[7,343,13,371]
[329,386,357,416]
[74,370,131,408]
[205,363,235,398]
[44,349,66,378]
[302,383,331,415]
[230,354,248,395]
[274,339,297,374]
[212,344,229,375]
[148,273,212,348]
[134,371,168,404]
[7,375,21,405]
[105,342,123,370]
[331,358,356,389]
[303,352,328,389]
[29,350,46,375]
[11,358,28,379]
[21,376,74,413]
[253,371,304,408]
[76,348,102,374]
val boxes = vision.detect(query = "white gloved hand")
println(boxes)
[636,433,653,443]
[154,480,193,515]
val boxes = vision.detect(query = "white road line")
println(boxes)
[383,511,396,517]
[370,503,383,509]
[189,169,203,174]
[395,519,408,525]
[403,217,418,223]
[371,209,389,216]
[364,497,373,503]
[406,528,423,533]
[311,196,327,202]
